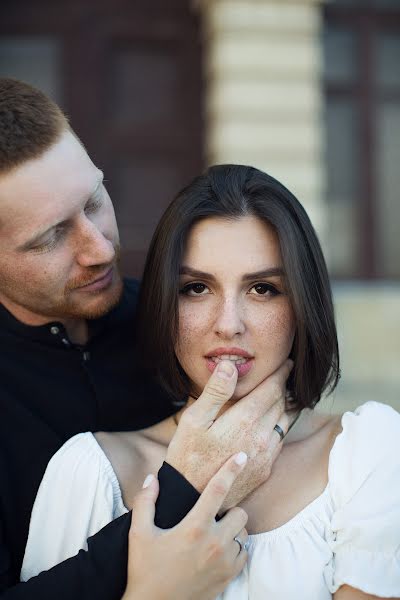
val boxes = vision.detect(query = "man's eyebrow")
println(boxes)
[19,219,69,251]
[18,172,104,251]
[179,266,285,280]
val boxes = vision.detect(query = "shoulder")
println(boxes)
[329,401,400,506]
[340,400,399,433]
[105,277,141,330]
[326,403,400,596]
[111,277,141,323]
[123,277,141,304]
[94,431,145,502]
[31,431,125,528]
[332,401,400,465]
[94,431,141,473]
[111,277,141,316]
[45,432,117,483]
[21,432,127,581]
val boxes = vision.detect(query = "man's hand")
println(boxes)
[166,358,293,509]
[122,454,249,600]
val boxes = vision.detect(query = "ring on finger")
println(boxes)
[273,423,285,442]
[234,536,243,553]
[234,536,249,554]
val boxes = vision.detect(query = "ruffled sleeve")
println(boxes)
[326,401,400,597]
[21,433,127,581]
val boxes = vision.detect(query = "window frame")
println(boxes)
[324,1,400,280]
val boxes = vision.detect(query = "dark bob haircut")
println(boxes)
[136,164,340,410]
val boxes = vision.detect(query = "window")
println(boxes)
[323,0,400,279]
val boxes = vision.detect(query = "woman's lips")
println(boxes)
[205,356,254,378]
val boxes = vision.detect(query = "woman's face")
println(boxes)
[176,215,296,403]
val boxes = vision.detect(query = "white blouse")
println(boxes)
[21,402,400,598]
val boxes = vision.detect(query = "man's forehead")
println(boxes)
[0,137,102,242]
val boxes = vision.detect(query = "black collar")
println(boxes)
[0,279,133,347]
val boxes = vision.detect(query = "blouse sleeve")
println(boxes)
[21,433,127,581]
[326,401,400,597]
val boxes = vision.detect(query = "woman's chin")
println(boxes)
[230,373,269,402]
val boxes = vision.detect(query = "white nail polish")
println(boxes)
[235,452,248,466]
[142,474,155,488]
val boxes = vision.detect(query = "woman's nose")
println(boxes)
[214,298,245,339]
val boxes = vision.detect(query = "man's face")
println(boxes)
[0,129,123,324]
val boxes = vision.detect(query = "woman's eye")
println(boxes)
[181,282,210,296]
[249,282,279,296]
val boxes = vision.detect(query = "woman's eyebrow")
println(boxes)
[179,266,284,281]
[179,267,217,281]
[242,267,284,281]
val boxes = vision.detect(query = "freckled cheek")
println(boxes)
[251,304,296,356]
[13,258,47,283]
[276,308,296,353]
[23,255,72,295]
[176,302,213,362]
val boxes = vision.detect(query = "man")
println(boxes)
[0,78,291,598]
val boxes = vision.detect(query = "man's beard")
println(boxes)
[59,257,124,320]
[62,276,123,320]
[0,244,125,322]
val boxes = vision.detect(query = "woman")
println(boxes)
[21,165,400,598]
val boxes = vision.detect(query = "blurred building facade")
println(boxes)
[0,0,399,412]
[197,0,400,413]
[0,0,204,276]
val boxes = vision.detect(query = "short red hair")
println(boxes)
[0,78,68,174]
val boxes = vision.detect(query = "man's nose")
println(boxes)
[75,220,116,267]
[214,297,246,339]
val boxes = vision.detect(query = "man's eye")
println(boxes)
[180,283,210,296]
[84,197,102,214]
[249,283,279,296]
[32,228,64,253]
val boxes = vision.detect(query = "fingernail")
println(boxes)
[142,474,155,488]
[217,360,235,379]
[235,452,248,466]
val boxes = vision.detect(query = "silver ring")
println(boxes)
[273,423,285,442]
[234,536,243,553]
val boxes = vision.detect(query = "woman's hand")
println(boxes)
[122,453,249,600]
[334,584,399,600]
[166,358,293,510]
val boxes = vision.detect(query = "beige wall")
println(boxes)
[199,0,326,235]
[325,285,400,414]
[196,0,400,414]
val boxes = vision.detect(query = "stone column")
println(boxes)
[195,0,326,236]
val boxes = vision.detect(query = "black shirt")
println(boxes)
[0,279,199,599]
